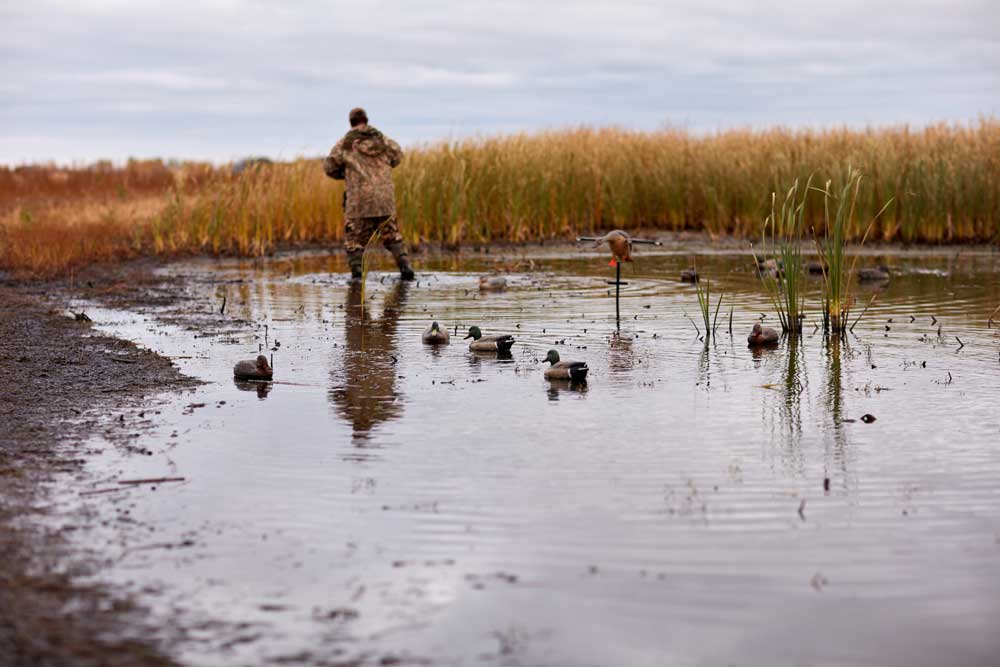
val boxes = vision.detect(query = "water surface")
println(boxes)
[76,247,1000,666]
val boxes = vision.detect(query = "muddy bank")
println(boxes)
[0,272,197,667]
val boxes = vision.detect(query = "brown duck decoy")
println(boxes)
[806,260,825,275]
[593,230,633,267]
[479,275,508,291]
[233,354,273,381]
[857,265,890,282]
[747,323,780,347]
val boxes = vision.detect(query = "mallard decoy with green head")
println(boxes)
[421,321,450,345]
[234,354,273,380]
[747,323,779,347]
[464,326,515,353]
[543,349,588,381]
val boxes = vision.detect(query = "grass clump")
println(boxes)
[754,178,810,334]
[816,167,894,333]
[692,264,724,341]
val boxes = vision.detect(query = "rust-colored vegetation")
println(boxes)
[1,120,997,277]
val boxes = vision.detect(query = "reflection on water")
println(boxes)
[234,378,272,399]
[329,281,409,443]
[78,248,1000,667]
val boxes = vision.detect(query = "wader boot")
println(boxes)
[387,242,415,281]
[347,249,364,283]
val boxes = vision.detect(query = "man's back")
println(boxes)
[324,124,403,219]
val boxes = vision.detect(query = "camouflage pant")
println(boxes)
[344,215,404,253]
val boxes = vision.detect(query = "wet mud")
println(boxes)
[0,273,198,666]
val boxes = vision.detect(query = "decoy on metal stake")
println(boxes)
[577,231,661,331]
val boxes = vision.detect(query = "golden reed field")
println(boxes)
[1,120,997,277]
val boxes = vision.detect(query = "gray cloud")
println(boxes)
[1,0,997,163]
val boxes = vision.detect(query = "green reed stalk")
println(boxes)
[817,168,893,333]
[754,178,809,333]
[693,266,724,341]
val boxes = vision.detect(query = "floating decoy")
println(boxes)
[757,258,783,279]
[464,326,515,353]
[421,321,450,345]
[680,268,699,283]
[806,260,825,275]
[592,230,633,267]
[233,354,273,380]
[857,265,890,282]
[747,323,780,347]
[543,349,589,382]
[479,275,508,291]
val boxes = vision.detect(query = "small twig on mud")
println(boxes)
[117,477,185,486]
[110,356,138,364]
[955,337,965,351]
[80,487,134,497]
[220,295,227,316]
[931,315,937,325]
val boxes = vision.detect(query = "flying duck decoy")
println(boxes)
[543,349,589,381]
[593,230,633,267]
[464,326,515,353]
[234,354,273,380]
[422,321,450,344]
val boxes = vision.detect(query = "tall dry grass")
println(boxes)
[1,120,997,276]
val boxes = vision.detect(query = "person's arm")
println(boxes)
[387,139,403,168]
[323,139,346,179]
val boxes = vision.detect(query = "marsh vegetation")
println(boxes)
[1,120,997,276]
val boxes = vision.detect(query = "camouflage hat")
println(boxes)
[349,107,368,127]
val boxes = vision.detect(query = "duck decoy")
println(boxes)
[543,349,589,382]
[592,230,633,267]
[421,321,450,345]
[806,260,825,275]
[757,258,783,279]
[479,275,508,291]
[234,354,273,380]
[464,326,515,353]
[857,265,890,282]
[680,268,699,283]
[747,323,779,347]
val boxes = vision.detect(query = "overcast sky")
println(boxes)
[2,0,997,164]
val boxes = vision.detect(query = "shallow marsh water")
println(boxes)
[74,246,1000,666]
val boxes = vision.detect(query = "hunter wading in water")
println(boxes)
[324,107,414,281]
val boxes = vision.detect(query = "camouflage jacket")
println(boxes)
[324,125,403,219]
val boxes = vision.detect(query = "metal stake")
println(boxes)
[577,235,659,334]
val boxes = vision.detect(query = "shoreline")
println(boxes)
[1,266,198,667]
